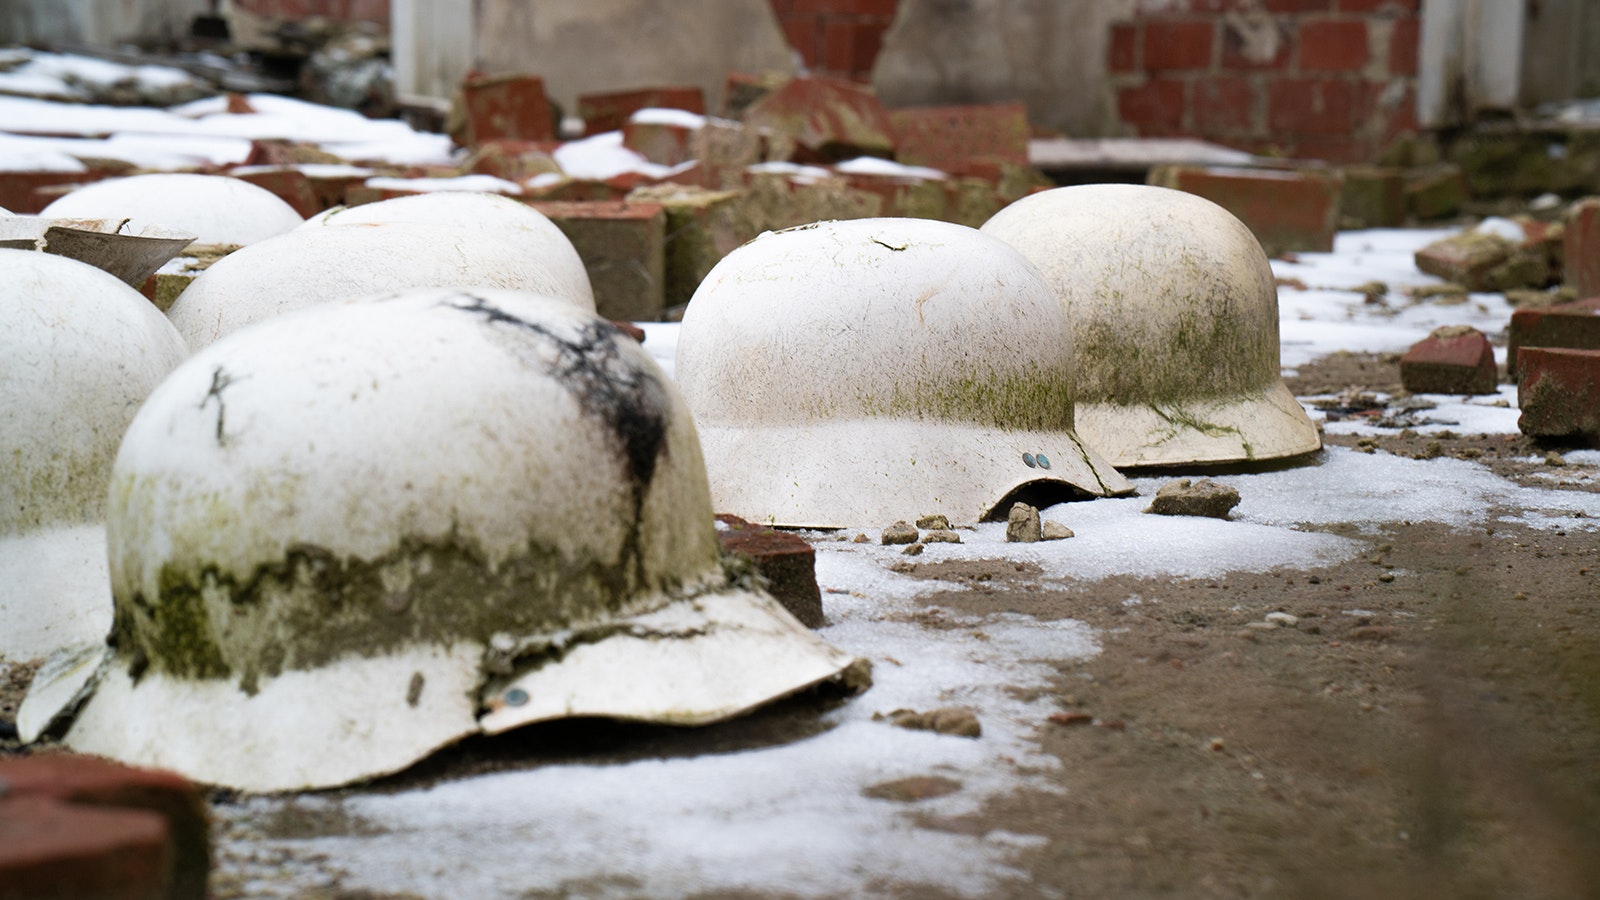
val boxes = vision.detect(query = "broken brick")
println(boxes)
[1414,230,1550,293]
[887,102,1028,176]
[622,120,695,167]
[1507,296,1600,377]
[462,140,562,183]
[1399,325,1498,395]
[0,170,109,214]
[0,753,211,900]
[715,515,824,628]
[1405,164,1468,221]
[526,200,666,321]
[229,167,324,218]
[578,86,705,136]
[1146,164,1343,255]
[450,72,556,147]
[741,76,896,163]
[1338,165,1406,229]
[1564,197,1600,299]
[1516,347,1600,440]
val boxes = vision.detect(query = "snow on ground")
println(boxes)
[218,226,1598,898]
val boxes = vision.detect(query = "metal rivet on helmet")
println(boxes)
[675,218,1132,527]
[25,287,860,792]
[982,185,1321,468]
[0,251,189,665]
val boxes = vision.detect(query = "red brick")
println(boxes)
[1118,79,1188,134]
[1144,19,1215,71]
[1263,0,1334,10]
[1291,136,1376,164]
[1564,198,1600,299]
[1109,23,1140,73]
[526,200,666,321]
[577,87,706,137]
[1299,19,1369,71]
[0,171,109,214]
[0,753,211,900]
[1400,325,1498,395]
[451,73,555,147]
[1388,15,1420,74]
[1221,19,1291,69]
[716,515,824,628]
[229,167,323,218]
[888,102,1029,174]
[622,120,696,166]
[463,139,562,183]
[1147,164,1344,255]
[1516,347,1600,439]
[0,797,170,900]
[1339,0,1419,11]
[1508,296,1600,376]
[1338,164,1406,227]
[781,19,819,68]
[1193,78,1255,132]
[742,76,896,162]
[1268,78,1356,135]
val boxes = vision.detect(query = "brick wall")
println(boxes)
[1108,0,1420,163]
[769,0,898,82]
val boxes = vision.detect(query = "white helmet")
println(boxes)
[0,250,189,664]
[981,184,1320,468]
[166,219,598,350]
[675,218,1133,528]
[40,174,303,247]
[24,288,861,793]
[300,191,593,311]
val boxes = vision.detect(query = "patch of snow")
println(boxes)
[552,131,681,181]
[833,156,947,180]
[363,175,523,195]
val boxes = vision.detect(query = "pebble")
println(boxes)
[1246,622,1279,632]
[915,514,952,531]
[1048,712,1093,727]
[1378,572,1395,583]
[1041,521,1075,541]
[880,521,919,545]
[901,542,924,556]
[861,775,963,803]
[1145,479,1241,519]
[1546,450,1568,467]
[880,706,982,738]
[1005,502,1042,542]
[923,529,962,543]
[1265,612,1299,627]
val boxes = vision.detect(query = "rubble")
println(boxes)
[1145,480,1242,519]
[1399,325,1498,395]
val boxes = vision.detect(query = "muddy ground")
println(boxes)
[4,352,1598,899]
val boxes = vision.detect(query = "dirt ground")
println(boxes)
[4,352,1598,900]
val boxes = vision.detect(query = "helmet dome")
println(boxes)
[167,219,597,350]
[0,250,189,663]
[41,173,303,247]
[27,288,859,792]
[675,218,1132,527]
[981,184,1320,467]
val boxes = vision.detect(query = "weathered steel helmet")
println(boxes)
[301,191,593,311]
[166,217,597,350]
[0,250,189,664]
[674,217,1132,528]
[24,288,860,792]
[981,184,1320,468]
[40,173,303,247]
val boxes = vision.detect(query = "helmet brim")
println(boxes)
[1076,381,1322,469]
[478,589,859,733]
[49,588,859,793]
[693,419,1135,529]
[0,525,114,664]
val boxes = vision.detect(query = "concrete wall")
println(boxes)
[472,0,798,116]
[871,0,1135,139]
[0,0,209,47]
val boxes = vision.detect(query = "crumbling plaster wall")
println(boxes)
[473,0,798,117]
[870,0,1138,138]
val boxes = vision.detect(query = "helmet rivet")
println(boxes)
[504,688,530,707]
[1036,453,1051,469]
[1022,453,1036,468]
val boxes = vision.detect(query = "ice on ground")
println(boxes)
[833,156,948,180]
[364,174,522,195]
[1310,386,1523,436]
[552,131,689,181]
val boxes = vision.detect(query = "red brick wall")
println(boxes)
[769,0,898,83]
[1108,0,1420,163]
[231,0,390,26]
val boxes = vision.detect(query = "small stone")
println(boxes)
[1246,622,1279,632]
[922,529,961,544]
[1040,521,1075,541]
[880,521,919,545]
[915,514,951,531]
[1546,450,1568,467]
[901,542,924,556]
[853,533,870,543]
[1378,572,1395,583]
[1005,502,1042,542]
[1209,737,1226,752]
[1048,712,1093,727]
[1349,625,1396,641]
[883,706,982,738]
[861,775,963,803]
[1264,612,1299,627]
[1145,479,1241,519]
